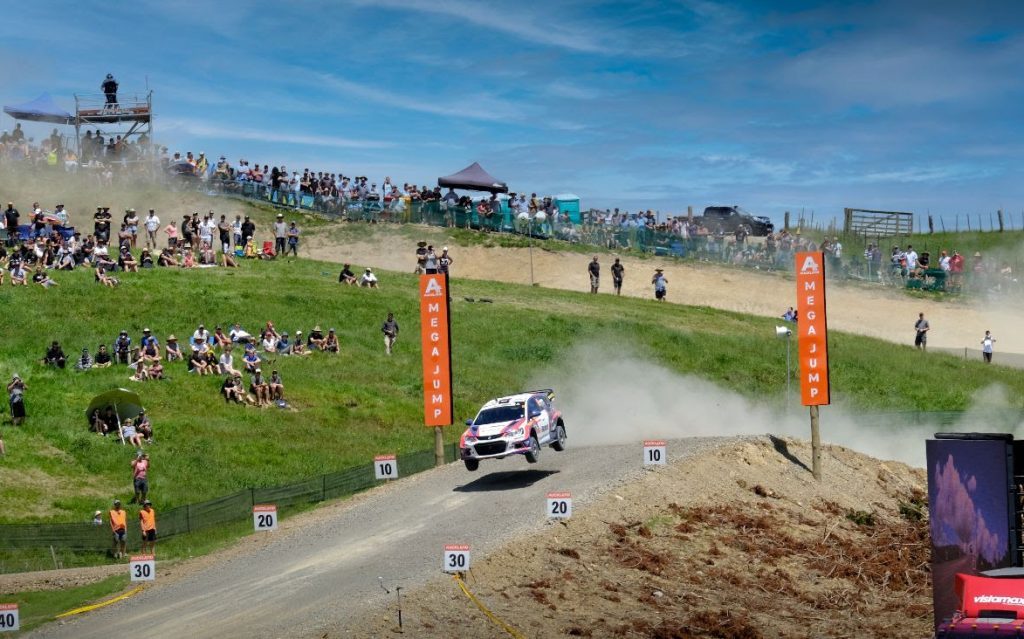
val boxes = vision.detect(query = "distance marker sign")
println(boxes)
[443,544,470,573]
[374,454,399,480]
[643,440,667,466]
[253,505,278,532]
[130,555,155,582]
[547,492,572,519]
[0,604,18,633]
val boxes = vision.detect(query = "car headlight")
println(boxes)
[510,426,525,440]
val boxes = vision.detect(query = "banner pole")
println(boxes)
[435,427,445,467]
[810,405,821,480]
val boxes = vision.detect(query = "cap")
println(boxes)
[313,325,322,331]
[113,499,122,506]
[365,267,372,272]
[143,328,151,332]
[442,246,448,251]
[255,368,262,373]
[167,334,177,340]
[329,328,335,332]
[143,500,152,506]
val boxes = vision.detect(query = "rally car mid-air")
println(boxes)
[459,389,566,471]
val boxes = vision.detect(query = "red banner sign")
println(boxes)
[419,274,453,426]
[795,252,830,405]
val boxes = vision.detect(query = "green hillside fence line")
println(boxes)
[0,444,457,556]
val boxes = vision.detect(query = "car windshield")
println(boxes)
[473,405,524,425]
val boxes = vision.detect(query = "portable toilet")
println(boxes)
[555,194,581,223]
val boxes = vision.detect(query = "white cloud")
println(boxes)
[160,118,395,150]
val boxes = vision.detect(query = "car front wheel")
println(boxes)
[464,458,480,472]
[524,434,541,464]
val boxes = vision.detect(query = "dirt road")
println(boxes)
[29,439,730,639]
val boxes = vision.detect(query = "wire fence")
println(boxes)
[0,444,456,571]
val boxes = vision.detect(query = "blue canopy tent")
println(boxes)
[3,93,73,125]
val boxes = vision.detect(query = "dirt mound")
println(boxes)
[353,438,930,638]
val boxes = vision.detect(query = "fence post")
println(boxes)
[187,503,192,533]
[322,474,327,501]
[997,209,1004,232]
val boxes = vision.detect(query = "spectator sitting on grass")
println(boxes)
[158,247,177,267]
[243,236,257,259]
[221,249,239,268]
[136,411,153,442]
[189,348,212,375]
[262,330,278,353]
[121,418,144,447]
[114,331,132,364]
[324,328,339,353]
[90,407,113,435]
[221,373,244,404]
[307,326,326,351]
[339,263,357,285]
[94,344,113,368]
[140,248,154,268]
[95,265,118,287]
[359,267,379,288]
[219,346,240,376]
[213,326,231,349]
[10,261,28,286]
[199,241,216,265]
[147,359,164,380]
[242,346,261,372]
[164,335,183,362]
[250,368,270,406]
[42,340,67,368]
[119,246,139,272]
[32,265,58,288]
[181,245,196,268]
[130,360,149,382]
[269,369,284,400]
[76,347,93,371]
[191,325,211,351]
[291,331,311,356]
[276,331,291,355]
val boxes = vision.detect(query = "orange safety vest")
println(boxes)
[139,508,157,532]
[109,509,127,532]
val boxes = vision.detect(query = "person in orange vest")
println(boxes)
[139,500,157,554]
[109,499,128,559]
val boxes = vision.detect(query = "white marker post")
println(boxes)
[547,491,573,519]
[374,454,399,480]
[443,544,471,573]
[129,555,156,582]
[643,440,667,466]
[0,604,19,633]
[253,505,278,532]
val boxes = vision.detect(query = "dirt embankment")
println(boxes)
[305,227,1023,356]
[353,437,930,638]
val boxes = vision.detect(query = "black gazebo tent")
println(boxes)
[437,162,508,193]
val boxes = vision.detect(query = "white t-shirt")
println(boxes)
[982,336,995,354]
[360,272,378,285]
[905,250,918,269]
[145,215,160,232]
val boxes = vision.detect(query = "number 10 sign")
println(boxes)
[643,440,667,466]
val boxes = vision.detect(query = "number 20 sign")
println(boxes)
[547,491,572,519]
[443,544,470,573]
[0,604,19,632]
[253,504,278,532]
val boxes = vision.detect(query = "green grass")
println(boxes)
[0,574,129,632]
[3,251,1024,525]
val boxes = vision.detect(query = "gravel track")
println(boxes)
[29,437,730,639]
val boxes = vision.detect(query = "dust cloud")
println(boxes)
[542,343,1023,468]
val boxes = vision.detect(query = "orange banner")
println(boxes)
[795,251,830,406]
[419,274,453,426]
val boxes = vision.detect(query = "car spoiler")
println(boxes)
[521,389,555,400]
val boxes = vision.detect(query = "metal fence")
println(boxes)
[0,444,456,559]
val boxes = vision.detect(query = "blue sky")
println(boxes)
[2,0,1023,225]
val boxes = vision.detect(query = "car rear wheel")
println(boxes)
[524,434,541,464]
[464,458,479,472]
[551,422,567,451]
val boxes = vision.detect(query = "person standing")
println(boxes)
[588,256,600,294]
[130,452,150,504]
[109,499,128,559]
[101,74,119,107]
[286,222,300,257]
[139,500,157,554]
[7,374,26,425]
[981,331,996,364]
[652,268,668,302]
[143,210,160,249]
[914,312,929,351]
[611,258,624,295]
[438,247,453,275]
[424,245,439,274]
[273,214,287,255]
[381,312,399,355]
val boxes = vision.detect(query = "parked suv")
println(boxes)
[459,389,567,471]
[701,206,774,236]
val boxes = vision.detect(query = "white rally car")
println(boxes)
[459,389,566,471]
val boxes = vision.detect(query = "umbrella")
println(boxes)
[87,388,143,446]
[168,160,197,176]
[86,388,144,422]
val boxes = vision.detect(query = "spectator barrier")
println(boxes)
[0,443,458,569]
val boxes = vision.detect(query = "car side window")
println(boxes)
[528,398,542,416]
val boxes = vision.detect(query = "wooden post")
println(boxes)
[784,211,790,231]
[434,426,445,467]
[998,209,1004,232]
[928,215,934,234]
[810,405,821,481]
